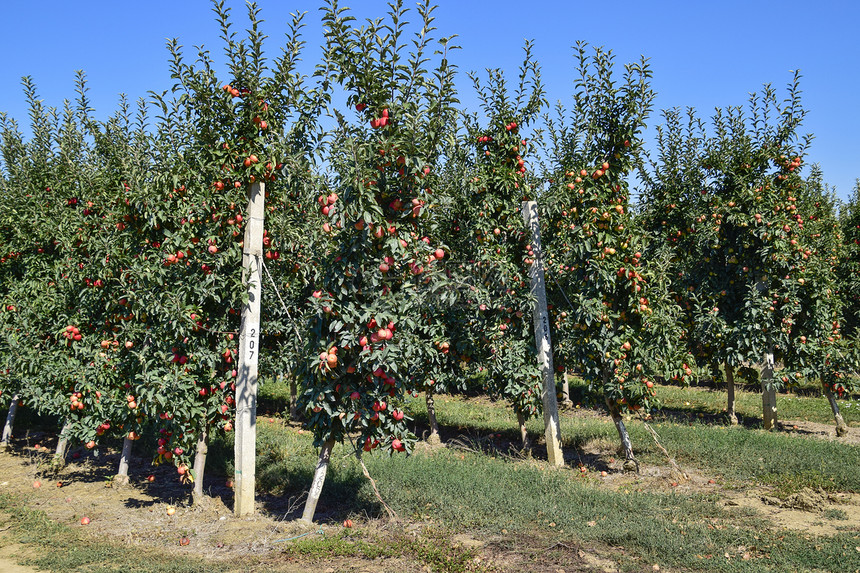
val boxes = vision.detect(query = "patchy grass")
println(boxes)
[636,422,860,493]
[213,392,860,571]
[0,496,222,573]
[364,449,860,572]
[4,383,860,572]
[397,391,860,493]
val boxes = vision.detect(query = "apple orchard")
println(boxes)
[1,0,858,523]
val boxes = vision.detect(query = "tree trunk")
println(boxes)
[761,348,777,430]
[289,375,299,421]
[192,426,209,502]
[560,372,573,408]
[1,393,20,447]
[114,436,134,486]
[300,438,335,524]
[824,385,849,437]
[605,396,638,472]
[516,409,531,450]
[426,387,440,445]
[53,419,73,467]
[725,363,738,425]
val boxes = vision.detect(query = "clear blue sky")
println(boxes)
[1,1,857,201]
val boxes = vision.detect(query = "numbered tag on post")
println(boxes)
[246,326,259,362]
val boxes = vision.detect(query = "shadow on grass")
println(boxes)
[406,400,623,474]
[4,430,378,524]
[650,404,764,430]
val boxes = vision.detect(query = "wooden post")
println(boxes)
[53,419,72,467]
[234,181,265,517]
[761,347,777,430]
[1,393,20,447]
[521,201,564,467]
[301,439,335,524]
[561,372,572,408]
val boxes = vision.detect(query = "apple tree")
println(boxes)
[443,43,547,447]
[296,0,459,522]
[780,168,858,435]
[642,73,843,430]
[837,181,860,340]
[541,44,691,470]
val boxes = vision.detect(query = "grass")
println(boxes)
[223,387,860,571]
[655,380,860,427]
[366,450,860,572]
[274,527,485,573]
[395,389,860,493]
[241,426,860,572]
[4,379,860,572]
[637,422,860,492]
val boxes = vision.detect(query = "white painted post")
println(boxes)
[755,281,778,431]
[301,439,335,524]
[234,181,265,517]
[53,419,73,467]
[761,347,777,430]
[521,201,564,467]
[1,393,20,447]
[561,371,573,408]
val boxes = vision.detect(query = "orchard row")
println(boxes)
[1,1,858,517]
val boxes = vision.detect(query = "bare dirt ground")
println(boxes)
[1,434,610,573]
[777,418,860,445]
[0,436,430,573]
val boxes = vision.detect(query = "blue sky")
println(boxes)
[1,1,857,201]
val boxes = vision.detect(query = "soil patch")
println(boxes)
[0,526,45,573]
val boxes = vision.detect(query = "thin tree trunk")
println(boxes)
[1,393,20,447]
[516,409,531,450]
[761,348,777,430]
[114,436,134,486]
[824,385,849,437]
[300,438,335,524]
[289,376,299,421]
[561,372,573,408]
[725,363,738,425]
[426,387,440,445]
[192,426,209,502]
[605,397,639,472]
[53,419,73,468]
[602,365,637,472]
